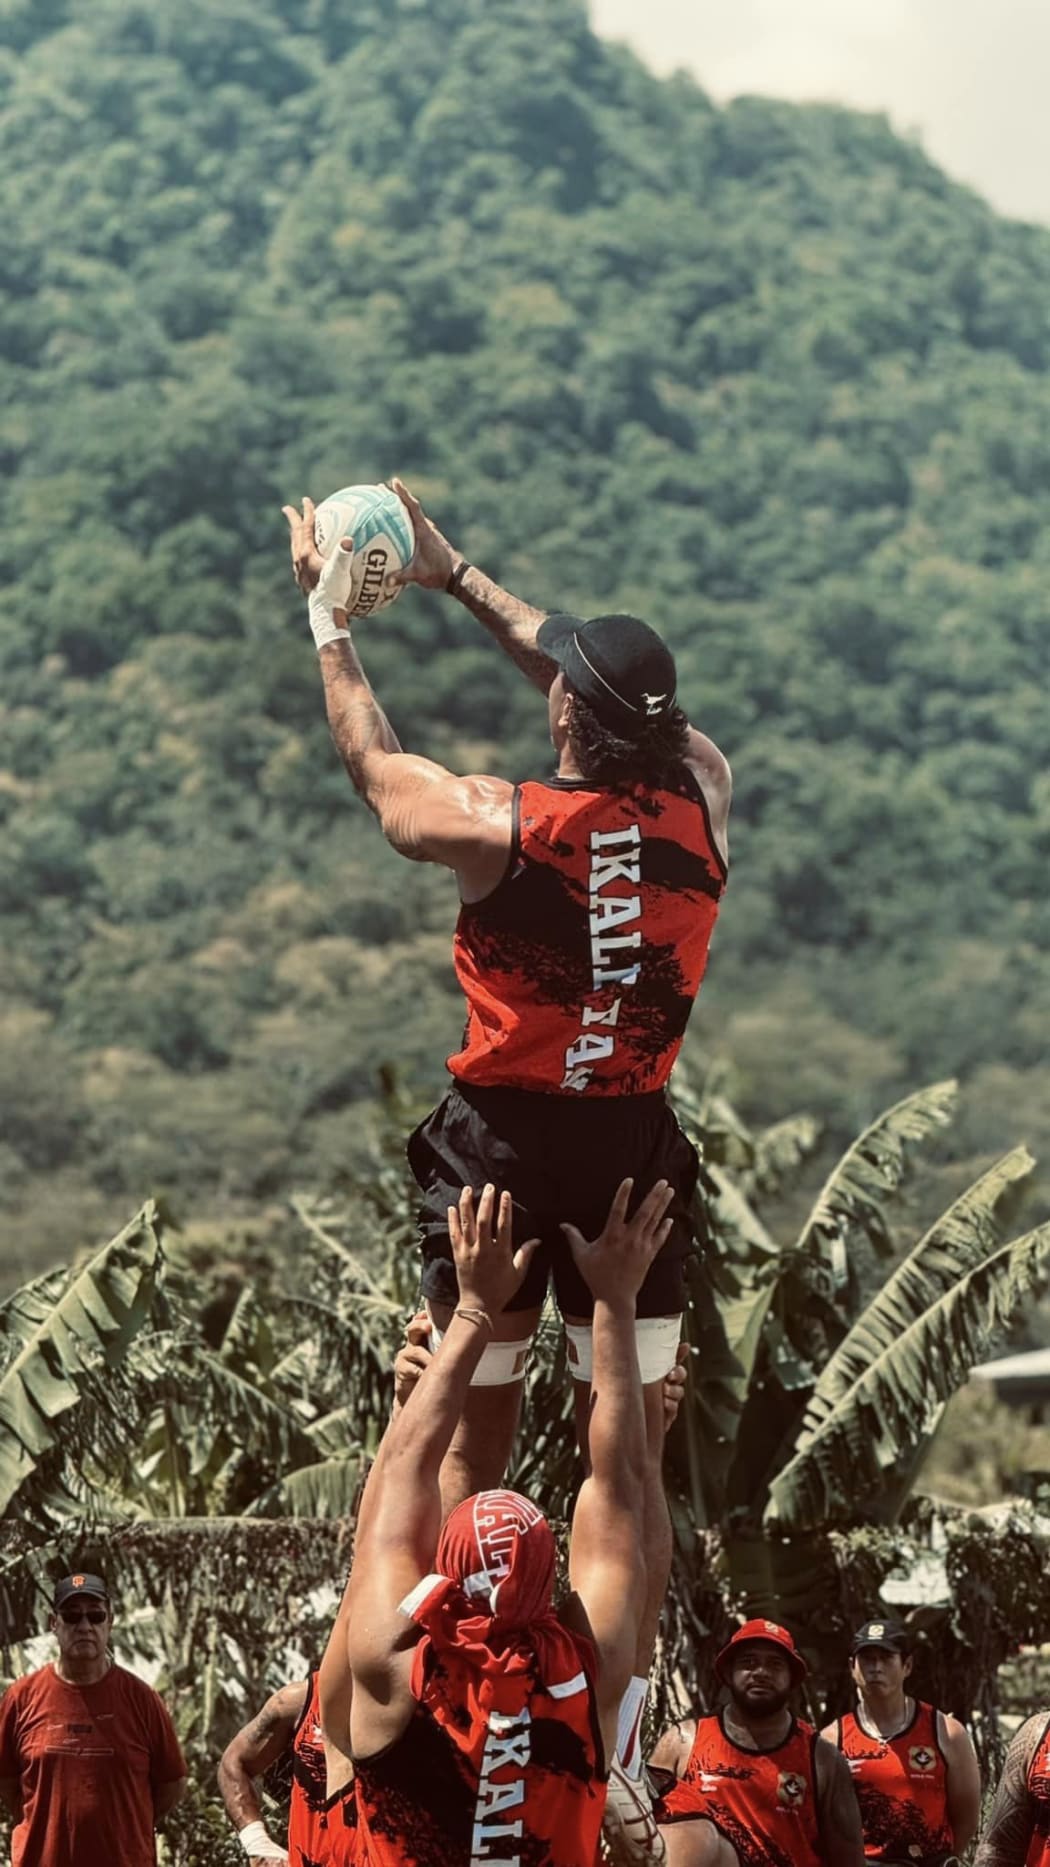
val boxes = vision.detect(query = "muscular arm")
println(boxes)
[452,565,557,691]
[566,1289,648,1757]
[940,1711,981,1853]
[345,1310,494,1751]
[217,1681,307,1833]
[814,1738,865,1867]
[318,636,512,890]
[974,1714,1046,1867]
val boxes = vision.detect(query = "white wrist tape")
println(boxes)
[307,542,355,650]
[238,1819,287,1858]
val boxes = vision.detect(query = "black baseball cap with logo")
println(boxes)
[851,1617,909,1656]
[53,1572,110,1610]
[537,612,678,737]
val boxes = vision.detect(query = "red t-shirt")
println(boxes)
[0,1662,186,1867]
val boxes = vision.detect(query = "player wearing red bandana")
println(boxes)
[321,1173,674,1866]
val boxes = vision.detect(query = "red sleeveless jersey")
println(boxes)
[288,1670,355,1867]
[656,1712,823,1867]
[837,1702,953,1862]
[448,771,726,1096]
[350,1629,605,1866]
[1026,1717,1050,1867]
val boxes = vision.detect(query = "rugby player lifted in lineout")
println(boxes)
[283,483,731,1792]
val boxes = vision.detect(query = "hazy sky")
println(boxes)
[590,0,1050,226]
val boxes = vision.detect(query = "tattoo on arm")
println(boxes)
[455,566,557,691]
[217,1691,301,1829]
[974,1716,1045,1867]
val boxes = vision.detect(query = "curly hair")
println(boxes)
[565,691,691,787]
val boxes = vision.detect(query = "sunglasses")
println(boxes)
[58,1608,107,1625]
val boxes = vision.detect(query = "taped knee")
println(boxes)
[565,1315,682,1385]
[427,1316,531,1387]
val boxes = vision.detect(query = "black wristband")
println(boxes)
[446,558,471,597]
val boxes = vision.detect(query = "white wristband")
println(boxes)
[307,542,355,651]
[238,1819,287,1859]
[307,588,349,650]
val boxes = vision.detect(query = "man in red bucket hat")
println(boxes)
[639,1618,865,1867]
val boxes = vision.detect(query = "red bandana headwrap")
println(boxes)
[402,1489,594,1724]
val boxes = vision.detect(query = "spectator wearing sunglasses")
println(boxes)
[0,1571,187,1866]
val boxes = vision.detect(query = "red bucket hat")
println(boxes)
[715,1618,808,1684]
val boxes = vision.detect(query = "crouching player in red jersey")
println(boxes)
[322,1172,674,1866]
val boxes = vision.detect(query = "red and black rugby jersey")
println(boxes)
[449,771,726,1096]
[350,1639,605,1867]
[836,1702,953,1863]
[1026,1716,1050,1867]
[656,1713,823,1867]
[288,1670,353,1867]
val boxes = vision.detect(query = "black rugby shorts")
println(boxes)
[407,1080,700,1317]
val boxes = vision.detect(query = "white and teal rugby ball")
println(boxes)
[313,482,415,617]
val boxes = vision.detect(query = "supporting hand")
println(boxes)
[662,1340,691,1431]
[448,1183,539,1319]
[562,1178,675,1308]
[393,1313,432,1410]
[389,478,458,589]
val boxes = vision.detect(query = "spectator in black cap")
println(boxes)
[283,482,732,1849]
[0,1570,187,1866]
[821,1617,980,1867]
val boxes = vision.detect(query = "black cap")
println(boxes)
[53,1573,109,1610]
[537,612,678,736]
[851,1618,909,1656]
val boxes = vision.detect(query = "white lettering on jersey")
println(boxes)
[561,821,644,1090]
[470,1708,531,1865]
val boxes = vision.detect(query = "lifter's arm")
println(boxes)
[561,1179,674,1759]
[343,1190,537,1751]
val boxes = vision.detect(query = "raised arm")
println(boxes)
[975,1713,1047,1867]
[282,500,513,894]
[814,1738,865,1867]
[217,1680,306,1861]
[344,1187,537,1754]
[561,1178,675,1757]
[390,478,556,691]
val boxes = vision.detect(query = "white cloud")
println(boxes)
[589,0,1050,224]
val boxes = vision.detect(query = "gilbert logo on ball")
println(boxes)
[313,483,415,617]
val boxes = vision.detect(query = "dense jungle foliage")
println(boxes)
[1,0,1049,1269]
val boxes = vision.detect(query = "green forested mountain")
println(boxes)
[1,0,1048,1265]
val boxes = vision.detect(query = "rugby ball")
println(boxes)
[313,483,415,617]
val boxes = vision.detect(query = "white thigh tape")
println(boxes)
[427,1316,532,1387]
[564,1315,682,1385]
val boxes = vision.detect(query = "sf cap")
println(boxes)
[715,1617,808,1684]
[53,1573,109,1609]
[537,611,678,736]
[851,1618,909,1656]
